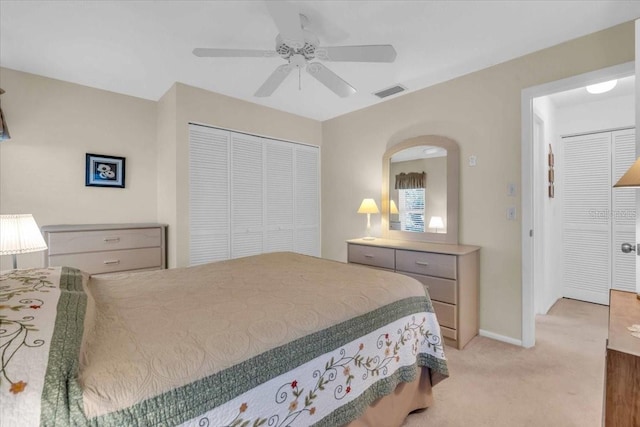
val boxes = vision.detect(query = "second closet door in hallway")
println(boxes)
[562,128,636,305]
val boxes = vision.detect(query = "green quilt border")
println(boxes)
[40,267,87,427]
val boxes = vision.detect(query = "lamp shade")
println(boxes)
[614,157,640,188]
[357,199,379,214]
[428,216,444,229]
[389,200,399,214]
[0,214,48,255]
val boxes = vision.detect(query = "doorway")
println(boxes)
[521,62,635,348]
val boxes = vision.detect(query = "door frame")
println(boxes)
[520,61,634,348]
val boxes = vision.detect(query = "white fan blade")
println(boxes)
[297,3,349,44]
[193,48,278,58]
[315,45,397,63]
[255,64,293,97]
[306,63,356,98]
[265,1,305,49]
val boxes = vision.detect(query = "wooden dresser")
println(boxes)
[347,238,480,349]
[603,290,640,426]
[42,223,167,275]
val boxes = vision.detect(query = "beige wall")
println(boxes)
[159,83,323,267]
[0,68,158,270]
[0,21,635,340]
[321,22,635,341]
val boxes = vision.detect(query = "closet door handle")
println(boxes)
[621,242,638,254]
[415,261,429,266]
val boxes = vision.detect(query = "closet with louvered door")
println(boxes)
[231,132,264,258]
[189,125,231,265]
[562,128,636,305]
[188,124,320,266]
[611,129,636,293]
[294,144,320,256]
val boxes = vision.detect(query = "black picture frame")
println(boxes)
[85,153,125,188]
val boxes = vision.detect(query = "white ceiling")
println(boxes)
[2,1,640,121]
[547,75,635,109]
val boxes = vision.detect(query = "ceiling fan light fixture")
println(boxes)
[586,79,617,94]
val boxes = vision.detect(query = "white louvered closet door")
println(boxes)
[612,128,636,292]
[563,132,612,305]
[189,124,320,265]
[231,133,264,258]
[189,125,231,265]
[295,145,320,256]
[265,139,295,253]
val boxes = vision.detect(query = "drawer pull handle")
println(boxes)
[103,260,121,265]
[364,254,375,258]
[415,261,429,266]
[103,237,121,243]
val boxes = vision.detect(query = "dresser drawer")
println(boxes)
[48,247,162,275]
[47,228,162,255]
[432,300,457,329]
[401,272,457,305]
[440,326,457,341]
[396,250,456,279]
[347,244,395,270]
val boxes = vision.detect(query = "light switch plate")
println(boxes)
[508,183,516,197]
[507,207,517,220]
[469,155,477,167]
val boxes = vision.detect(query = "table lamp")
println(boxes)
[428,216,444,233]
[390,200,399,215]
[0,214,48,269]
[357,199,379,240]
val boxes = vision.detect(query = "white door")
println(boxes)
[635,19,640,299]
[562,132,612,304]
[612,129,637,292]
[231,132,264,258]
[189,125,231,265]
[562,129,636,304]
[265,139,295,253]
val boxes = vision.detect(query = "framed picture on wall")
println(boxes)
[85,153,125,188]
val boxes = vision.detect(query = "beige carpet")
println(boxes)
[402,298,609,427]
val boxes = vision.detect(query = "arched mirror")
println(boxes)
[381,135,459,244]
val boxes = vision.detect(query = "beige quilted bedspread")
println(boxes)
[78,252,427,418]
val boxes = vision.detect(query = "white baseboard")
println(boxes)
[479,329,523,347]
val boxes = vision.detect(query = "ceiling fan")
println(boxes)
[193,1,397,98]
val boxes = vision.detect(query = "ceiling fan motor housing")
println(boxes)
[275,31,319,61]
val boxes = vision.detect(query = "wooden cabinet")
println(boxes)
[347,238,480,350]
[603,290,640,426]
[42,223,167,275]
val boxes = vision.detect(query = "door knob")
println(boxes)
[621,242,638,254]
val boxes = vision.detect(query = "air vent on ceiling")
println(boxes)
[373,85,406,99]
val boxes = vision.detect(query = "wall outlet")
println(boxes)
[507,207,517,220]
[468,155,477,167]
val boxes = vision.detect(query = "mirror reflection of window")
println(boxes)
[399,188,425,232]
[389,146,447,234]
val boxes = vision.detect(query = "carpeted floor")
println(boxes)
[402,298,609,427]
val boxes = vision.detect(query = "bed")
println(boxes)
[0,252,448,426]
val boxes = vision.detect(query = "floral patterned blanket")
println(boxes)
[0,253,448,426]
